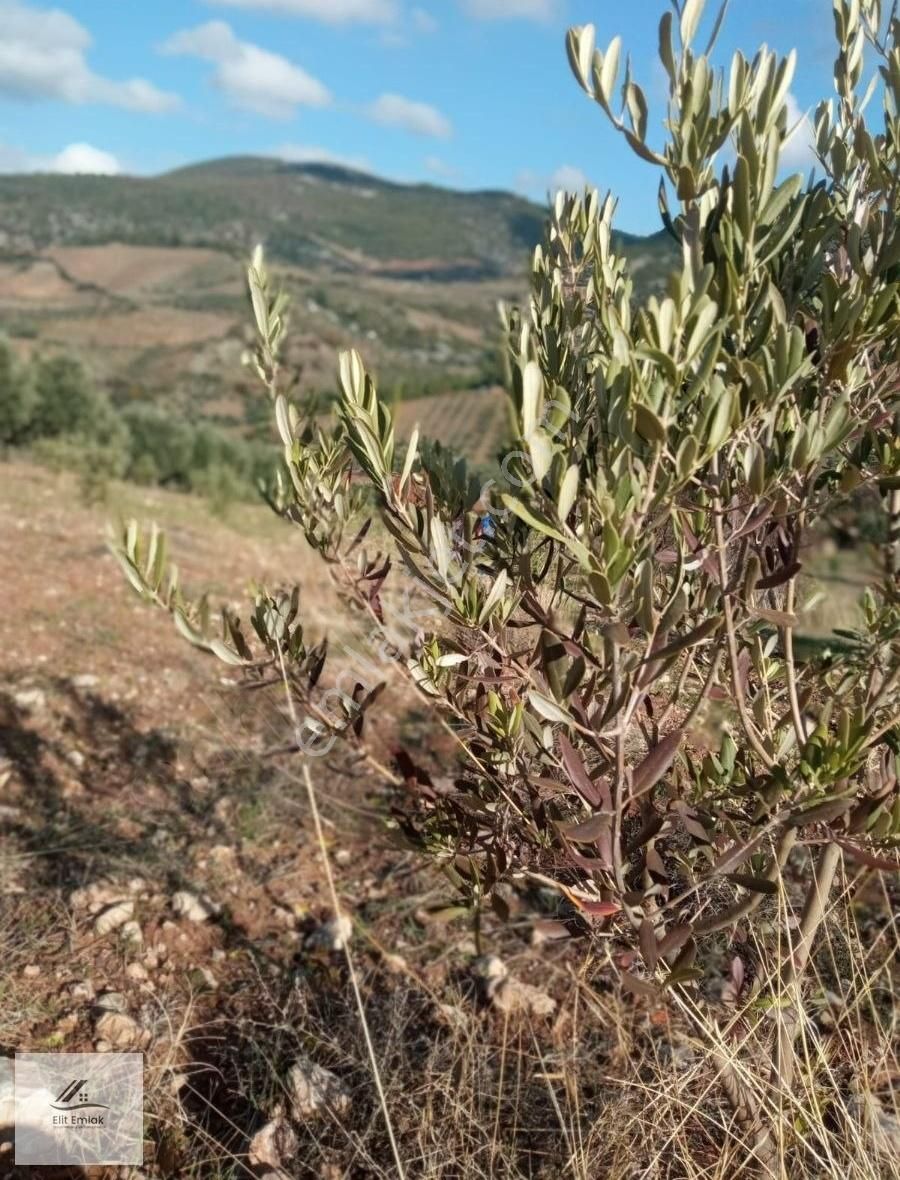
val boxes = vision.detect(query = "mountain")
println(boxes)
[0,157,677,463]
[0,156,674,281]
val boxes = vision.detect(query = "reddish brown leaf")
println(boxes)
[620,971,659,999]
[658,923,693,958]
[639,919,659,972]
[757,560,802,590]
[631,729,684,798]
[558,814,611,843]
[836,841,900,871]
[558,733,604,808]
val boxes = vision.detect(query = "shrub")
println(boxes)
[122,405,196,488]
[118,0,900,1115]
[0,339,35,446]
[29,355,110,442]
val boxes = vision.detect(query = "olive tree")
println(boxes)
[117,0,900,1110]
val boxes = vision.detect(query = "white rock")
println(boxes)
[473,955,554,1015]
[68,979,95,1002]
[70,881,128,914]
[72,674,99,689]
[13,688,45,711]
[67,749,85,770]
[94,1011,141,1048]
[171,890,217,923]
[125,962,148,982]
[286,1057,350,1119]
[94,991,127,1013]
[473,955,508,993]
[120,920,143,948]
[22,964,40,978]
[491,978,557,1017]
[248,1113,298,1171]
[94,900,134,936]
[306,913,353,952]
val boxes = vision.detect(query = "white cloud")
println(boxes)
[0,0,178,112]
[162,21,330,119]
[550,164,588,192]
[367,93,451,138]
[782,92,817,171]
[461,0,557,20]
[275,143,370,171]
[516,164,592,199]
[0,140,122,174]
[412,7,438,33]
[203,0,399,22]
[50,142,121,174]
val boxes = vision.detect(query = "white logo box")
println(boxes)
[14,1053,143,1166]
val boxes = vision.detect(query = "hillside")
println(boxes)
[0,157,677,462]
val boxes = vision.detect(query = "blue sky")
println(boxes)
[0,0,834,233]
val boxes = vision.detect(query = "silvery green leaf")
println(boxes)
[501,495,567,544]
[600,36,622,104]
[566,23,596,93]
[528,690,574,726]
[528,428,553,481]
[436,652,469,668]
[680,0,706,47]
[522,360,543,438]
[399,425,419,493]
[558,465,579,521]
[479,569,509,625]
[209,639,246,667]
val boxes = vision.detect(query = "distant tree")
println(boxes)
[29,355,105,441]
[0,340,35,445]
[122,405,195,487]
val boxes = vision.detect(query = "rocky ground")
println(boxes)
[0,461,897,1179]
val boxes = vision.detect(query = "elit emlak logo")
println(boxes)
[49,1079,109,1125]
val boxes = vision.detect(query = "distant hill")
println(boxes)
[0,156,675,282]
[0,157,677,465]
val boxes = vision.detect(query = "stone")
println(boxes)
[306,913,352,952]
[171,890,217,923]
[72,674,99,689]
[473,955,508,992]
[286,1057,350,1119]
[248,1113,298,1172]
[94,1011,141,1049]
[70,881,128,914]
[12,688,45,711]
[94,991,127,1013]
[94,900,134,936]
[22,964,40,978]
[68,979,95,1002]
[120,920,143,948]
[490,978,557,1017]
[473,954,555,1016]
[125,962,148,982]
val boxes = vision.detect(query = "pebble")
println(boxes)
[94,991,127,1013]
[306,913,352,952]
[94,1011,141,1048]
[171,890,217,923]
[12,688,46,711]
[120,920,143,948]
[94,900,135,936]
[287,1056,350,1119]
